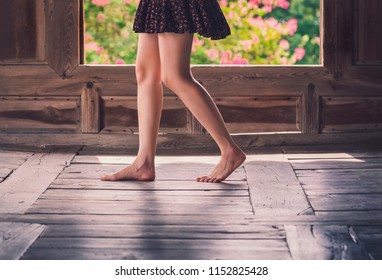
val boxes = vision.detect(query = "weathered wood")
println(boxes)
[290,157,382,170]
[41,224,284,239]
[309,194,382,211]
[27,199,253,215]
[58,163,246,181]
[39,189,251,203]
[46,0,79,79]
[2,132,382,151]
[321,97,382,132]
[351,226,382,259]
[285,225,371,260]
[0,146,79,214]
[50,179,249,192]
[323,0,354,79]
[0,150,32,182]
[245,154,312,216]
[0,0,45,63]
[0,222,45,260]
[3,212,382,226]
[22,240,291,260]
[81,83,100,133]
[301,83,320,134]
[101,95,188,133]
[0,97,80,133]
[356,0,382,64]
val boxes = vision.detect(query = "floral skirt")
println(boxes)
[133,0,231,40]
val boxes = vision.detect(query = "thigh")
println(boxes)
[136,34,161,79]
[158,33,194,79]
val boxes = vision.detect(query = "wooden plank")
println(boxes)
[351,226,382,259]
[41,224,285,239]
[102,96,188,134]
[0,146,79,214]
[323,0,354,79]
[27,200,253,215]
[357,0,382,64]
[321,97,382,132]
[285,225,370,260]
[3,212,382,226]
[309,194,382,211]
[0,0,45,63]
[245,154,312,215]
[0,97,80,133]
[290,158,382,170]
[22,240,291,260]
[81,83,100,133]
[0,150,33,182]
[50,179,249,191]
[301,83,320,134]
[1,132,382,150]
[46,0,79,79]
[58,163,246,182]
[0,222,45,260]
[39,189,251,202]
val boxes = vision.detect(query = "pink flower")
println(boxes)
[116,59,126,64]
[280,39,290,50]
[206,49,219,61]
[242,40,253,50]
[92,0,110,7]
[220,0,228,7]
[276,0,290,9]
[97,13,105,21]
[252,34,260,44]
[232,54,249,65]
[220,50,233,60]
[294,48,306,61]
[96,47,104,55]
[286,18,298,36]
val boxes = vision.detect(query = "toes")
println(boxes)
[197,176,208,182]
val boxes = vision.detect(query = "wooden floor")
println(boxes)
[0,144,382,260]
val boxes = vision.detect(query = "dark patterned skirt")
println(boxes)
[133,0,231,40]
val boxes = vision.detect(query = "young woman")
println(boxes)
[101,0,246,183]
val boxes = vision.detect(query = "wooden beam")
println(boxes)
[46,0,79,79]
[81,82,100,133]
[323,0,355,80]
[301,83,320,134]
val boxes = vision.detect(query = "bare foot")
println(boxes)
[197,146,246,183]
[100,160,155,181]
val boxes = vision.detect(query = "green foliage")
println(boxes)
[84,0,320,65]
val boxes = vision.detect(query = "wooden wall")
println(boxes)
[0,0,382,147]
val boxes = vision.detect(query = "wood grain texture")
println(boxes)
[356,0,382,64]
[81,83,100,133]
[0,222,45,260]
[301,83,320,134]
[0,0,45,63]
[245,154,312,216]
[285,225,371,260]
[0,146,79,214]
[46,0,79,79]
[323,0,354,80]
[0,97,80,133]
[321,97,382,132]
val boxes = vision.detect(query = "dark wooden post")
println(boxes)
[81,82,100,133]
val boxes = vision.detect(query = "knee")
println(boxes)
[161,70,193,93]
[135,63,161,85]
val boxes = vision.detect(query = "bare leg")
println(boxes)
[158,33,246,183]
[101,34,162,181]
